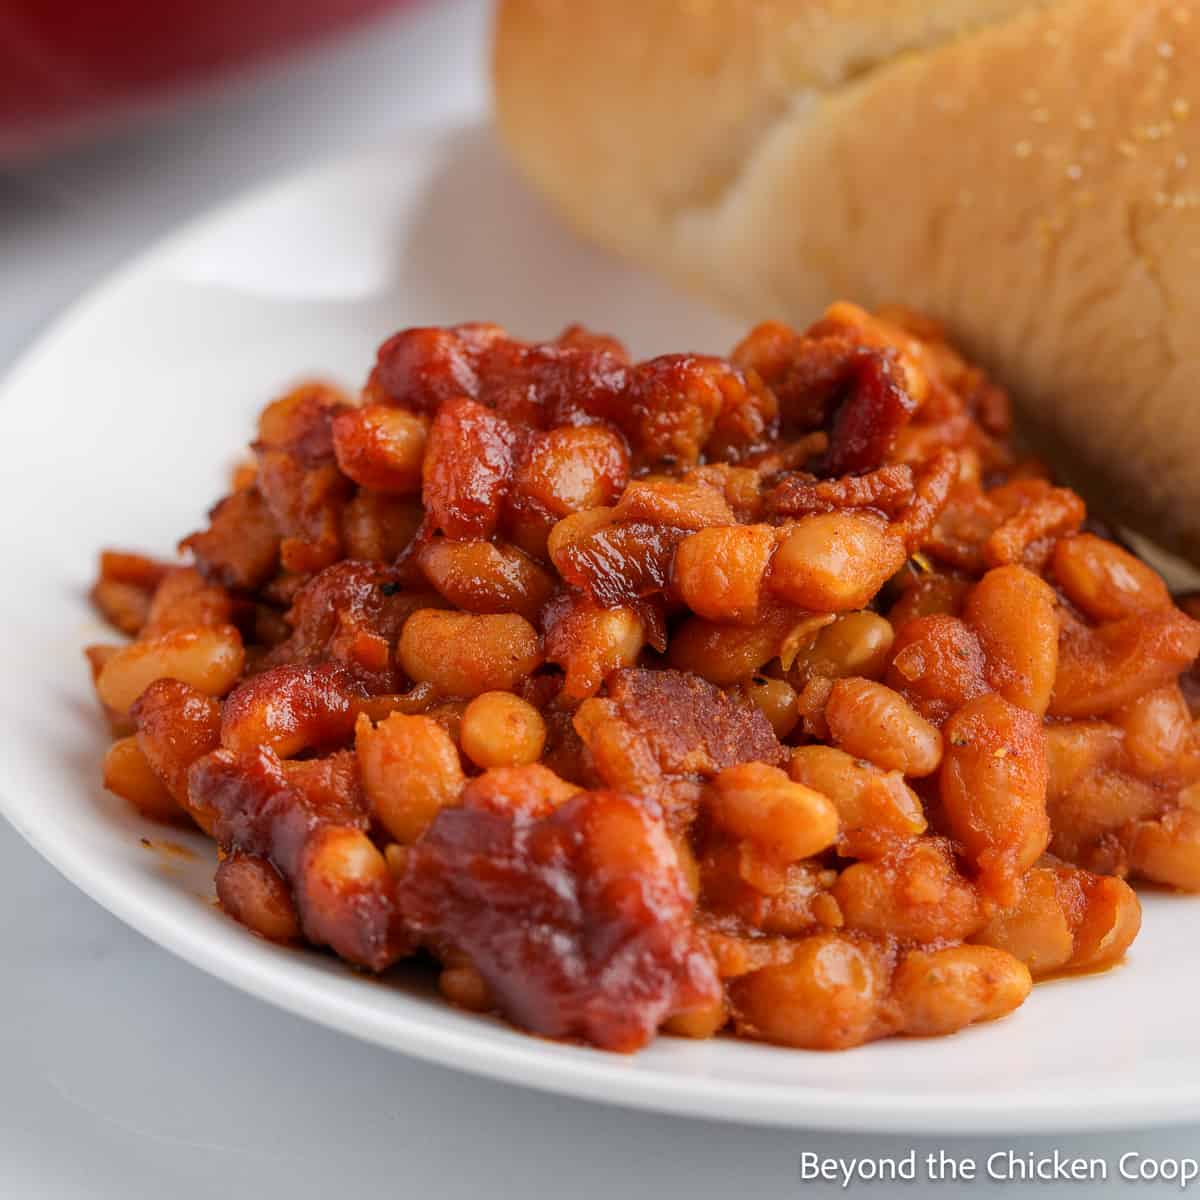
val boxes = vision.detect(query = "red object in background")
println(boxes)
[0,0,412,157]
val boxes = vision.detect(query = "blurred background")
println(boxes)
[0,0,486,366]
[0,0,409,159]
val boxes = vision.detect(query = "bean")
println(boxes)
[438,963,492,1012]
[97,624,244,717]
[832,840,982,943]
[298,826,401,968]
[418,538,555,621]
[672,524,776,624]
[730,933,889,1050]
[1128,807,1200,891]
[398,609,543,697]
[215,852,300,943]
[331,404,428,493]
[1068,874,1143,970]
[790,611,895,684]
[1048,766,1161,868]
[515,425,629,516]
[546,601,645,702]
[707,762,839,862]
[1053,533,1170,621]
[887,572,969,626]
[663,1000,728,1040]
[788,745,926,836]
[1051,607,1200,718]
[1113,685,1193,777]
[143,568,233,636]
[666,610,793,686]
[356,711,466,844]
[769,513,906,612]
[940,693,1049,904]
[340,492,423,561]
[459,763,580,817]
[102,736,178,822]
[132,679,222,831]
[221,663,365,758]
[886,614,989,723]
[973,865,1141,976]
[893,946,1030,1037]
[90,579,150,636]
[460,692,547,768]
[740,676,799,739]
[964,565,1058,716]
[825,678,943,776]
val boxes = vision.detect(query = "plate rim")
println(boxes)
[3,128,1199,1134]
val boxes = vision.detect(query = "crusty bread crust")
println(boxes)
[494,0,1200,560]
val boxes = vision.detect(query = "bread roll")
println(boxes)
[494,0,1200,561]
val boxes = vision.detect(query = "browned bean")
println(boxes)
[418,539,555,621]
[662,999,729,1039]
[739,676,799,739]
[790,611,895,685]
[438,963,493,1012]
[964,565,1058,716]
[707,763,839,862]
[356,712,465,844]
[215,852,301,943]
[730,933,890,1050]
[1128,807,1200,891]
[132,679,222,832]
[788,745,926,836]
[546,601,645,702]
[825,678,943,777]
[220,663,365,758]
[398,609,543,697]
[1051,607,1200,719]
[673,524,776,624]
[331,404,428,493]
[460,692,547,768]
[973,865,1141,976]
[832,839,982,943]
[940,693,1049,904]
[893,946,1030,1036]
[1113,685,1193,777]
[886,613,989,723]
[143,568,233,636]
[97,624,244,717]
[90,579,150,636]
[769,514,906,612]
[1053,533,1171,621]
[515,425,629,516]
[667,610,795,686]
[103,736,178,822]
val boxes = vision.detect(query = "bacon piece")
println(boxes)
[819,349,919,476]
[182,487,281,591]
[422,396,521,540]
[554,520,689,607]
[262,561,420,691]
[398,789,720,1051]
[253,385,355,575]
[372,325,485,411]
[767,464,914,519]
[574,669,786,817]
[189,746,408,970]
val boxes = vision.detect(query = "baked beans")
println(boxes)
[86,305,1200,1053]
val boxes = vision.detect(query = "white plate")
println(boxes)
[3,124,1200,1135]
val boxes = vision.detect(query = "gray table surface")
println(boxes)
[2,2,1196,1194]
